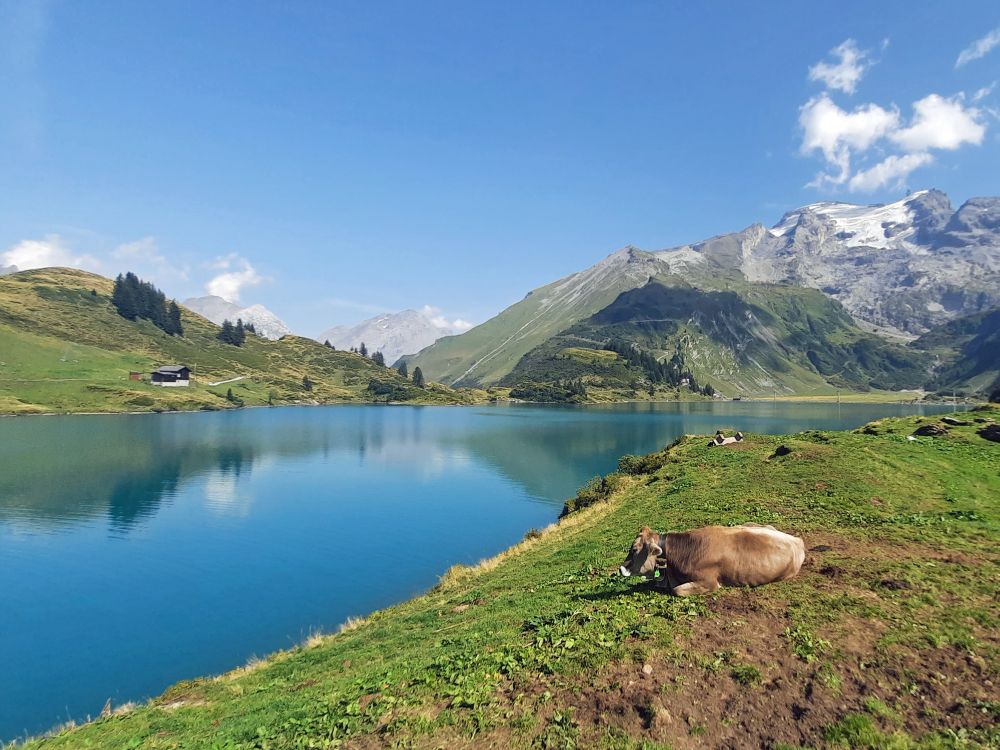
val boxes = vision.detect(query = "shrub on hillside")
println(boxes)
[617,451,670,475]
[560,473,627,517]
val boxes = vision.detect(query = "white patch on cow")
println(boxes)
[619,566,631,577]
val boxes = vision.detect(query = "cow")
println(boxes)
[708,431,744,447]
[618,524,805,596]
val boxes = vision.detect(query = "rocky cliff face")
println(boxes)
[183,295,293,340]
[654,190,1000,338]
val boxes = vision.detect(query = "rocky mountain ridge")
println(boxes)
[183,295,293,341]
[317,310,450,366]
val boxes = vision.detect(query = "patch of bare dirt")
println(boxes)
[540,594,996,749]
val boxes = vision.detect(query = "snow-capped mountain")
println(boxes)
[0,264,17,276]
[654,189,1000,337]
[317,310,450,366]
[407,189,1000,385]
[183,295,293,340]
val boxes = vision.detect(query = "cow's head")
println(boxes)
[619,526,662,578]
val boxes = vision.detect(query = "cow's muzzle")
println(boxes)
[619,565,631,577]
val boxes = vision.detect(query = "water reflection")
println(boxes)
[0,401,955,534]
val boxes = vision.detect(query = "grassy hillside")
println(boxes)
[23,409,999,749]
[0,268,478,414]
[502,279,927,399]
[403,249,674,387]
[913,308,1000,398]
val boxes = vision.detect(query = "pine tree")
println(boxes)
[372,351,385,366]
[359,342,368,358]
[218,319,235,345]
[397,361,408,379]
[302,375,313,392]
[412,367,425,388]
[167,301,183,336]
[226,387,235,402]
[234,319,246,346]
[324,340,334,349]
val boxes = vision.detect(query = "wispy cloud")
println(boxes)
[956,26,1000,68]
[1,235,100,271]
[808,39,874,94]
[111,236,190,283]
[205,254,265,302]
[421,305,474,331]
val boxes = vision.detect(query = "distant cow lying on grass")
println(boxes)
[708,430,744,447]
[619,524,805,596]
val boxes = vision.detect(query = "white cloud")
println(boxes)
[847,152,934,192]
[799,94,899,185]
[112,236,161,262]
[0,234,100,271]
[420,304,474,331]
[110,236,190,283]
[890,94,986,151]
[808,39,873,94]
[799,39,991,192]
[205,254,264,303]
[956,26,1000,68]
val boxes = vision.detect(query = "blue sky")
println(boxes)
[2,1,998,334]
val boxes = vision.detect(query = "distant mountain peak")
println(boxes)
[183,295,293,340]
[316,309,451,365]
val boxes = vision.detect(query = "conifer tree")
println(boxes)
[412,367,425,388]
[359,342,368,358]
[371,351,385,366]
[324,340,334,349]
[167,301,183,336]
[218,319,235,345]
[397,361,408,379]
[302,375,313,392]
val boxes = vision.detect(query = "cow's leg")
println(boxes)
[671,579,720,597]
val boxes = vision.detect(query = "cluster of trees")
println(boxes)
[603,339,712,394]
[393,361,426,387]
[510,378,586,403]
[217,318,253,346]
[111,272,183,336]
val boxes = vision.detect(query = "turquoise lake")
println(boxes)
[0,400,958,741]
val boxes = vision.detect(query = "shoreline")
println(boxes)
[0,393,971,419]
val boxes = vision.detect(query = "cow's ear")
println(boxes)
[640,525,652,535]
[649,544,663,557]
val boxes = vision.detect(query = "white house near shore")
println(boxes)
[150,365,191,387]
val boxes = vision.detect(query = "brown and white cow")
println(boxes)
[619,524,805,596]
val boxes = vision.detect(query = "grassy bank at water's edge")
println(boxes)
[16,409,1000,749]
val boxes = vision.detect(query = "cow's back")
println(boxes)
[666,525,804,588]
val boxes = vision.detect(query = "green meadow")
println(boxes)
[0,268,480,414]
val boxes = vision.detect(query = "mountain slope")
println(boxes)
[0,268,471,414]
[405,248,675,386]
[183,295,293,340]
[913,307,1000,395]
[502,278,927,397]
[409,189,999,387]
[317,310,449,366]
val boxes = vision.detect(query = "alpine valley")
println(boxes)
[404,190,1000,400]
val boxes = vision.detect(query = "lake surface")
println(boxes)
[0,400,957,741]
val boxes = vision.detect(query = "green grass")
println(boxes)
[0,268,483,414]
[17,409,1000,749]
